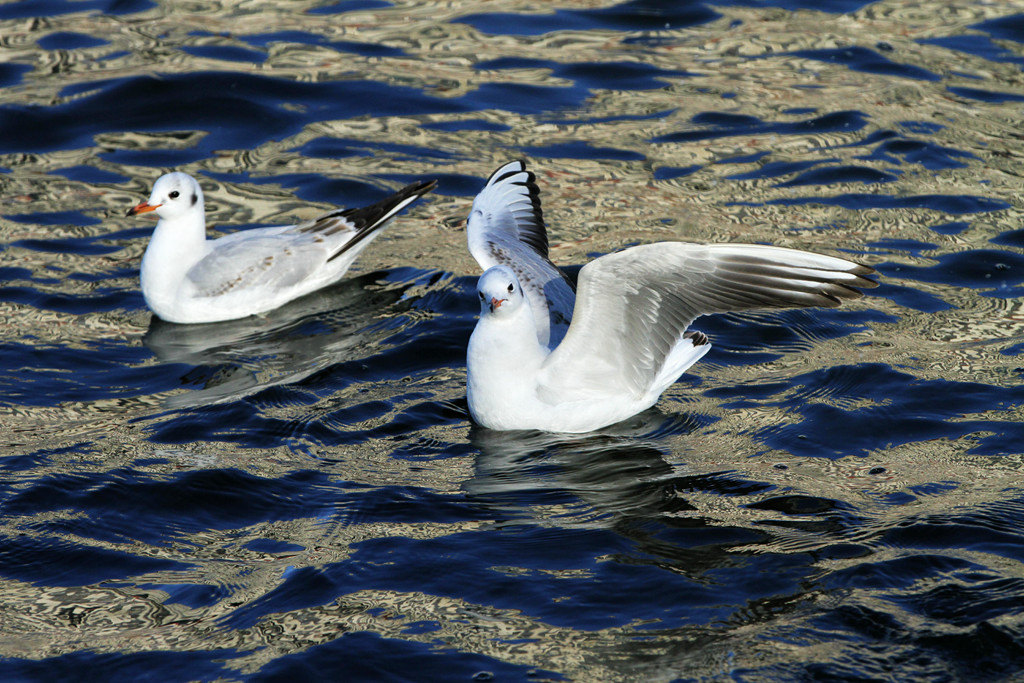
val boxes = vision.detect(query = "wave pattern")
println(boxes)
[2,0,1024,679]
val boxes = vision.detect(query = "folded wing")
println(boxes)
[188,179,437,299]
[185,234,328,297]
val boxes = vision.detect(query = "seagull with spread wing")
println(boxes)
[465,160,876,433]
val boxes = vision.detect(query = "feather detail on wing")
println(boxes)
[467,160,575,348]
[294,179,436,263]
[468,160,549,259]
[537,242,877,401]
[185,235,327,297]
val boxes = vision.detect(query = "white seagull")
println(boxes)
[127,172,436,323]
[465,160,877,433]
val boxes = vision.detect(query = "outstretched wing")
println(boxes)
[467,160,575,348]
[538,242,877,401]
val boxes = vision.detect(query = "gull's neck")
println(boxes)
[467,301,549,428]
[140,205,208,312]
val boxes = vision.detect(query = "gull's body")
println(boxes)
[466,160,877,433]
[128,172,435,323]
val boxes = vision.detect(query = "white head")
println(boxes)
[477,265,527,317]
[127,172,205,220]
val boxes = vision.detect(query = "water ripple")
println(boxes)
[4,0,1024,678]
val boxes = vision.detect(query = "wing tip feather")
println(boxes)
[487,159,528,186]
[323,178,436,262]
[474,159,549,259]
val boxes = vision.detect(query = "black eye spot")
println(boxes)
[507,283,514,293]
[190,193,198,206]
[168,190,180,199]
[478,292,485,300]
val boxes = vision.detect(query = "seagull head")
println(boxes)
[127,172,204,220]
[477,265,525,317]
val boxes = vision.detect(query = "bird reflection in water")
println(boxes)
[143,270,421,408]
[464,412,837,582]
[466,412,711,528]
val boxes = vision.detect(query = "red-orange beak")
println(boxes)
[489,297,506,312]
[126,201,160,217]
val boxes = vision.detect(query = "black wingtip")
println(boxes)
[817,290,845,306]
[352,177,437,228]
[480,160,548,258]
[852,265,879,285]
[684,330,710,346]
[405,178,438,197]
[487,159,528,186]
[323,179,436,263]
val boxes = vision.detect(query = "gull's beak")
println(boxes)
[489,297,506,312]
[127,201,160,217]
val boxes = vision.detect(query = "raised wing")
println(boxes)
[468,160,575,348]
[538,242,877,401]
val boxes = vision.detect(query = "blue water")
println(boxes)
[3,0,1024,680]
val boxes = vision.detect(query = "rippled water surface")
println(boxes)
[3,0,1024,680]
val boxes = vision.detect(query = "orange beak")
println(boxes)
[489,297,506,312]
[127,201,160,217]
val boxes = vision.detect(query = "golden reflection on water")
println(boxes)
[3,0,1024,677]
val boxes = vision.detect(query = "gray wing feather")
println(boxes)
[186,235,327,297]
[538,242,877,400]
[467,160,575,348]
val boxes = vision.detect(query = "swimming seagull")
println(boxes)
[466,160,877,433]
[127,171,436,323]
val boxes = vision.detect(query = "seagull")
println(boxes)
[127,172,436,323]
[465,160,877,433]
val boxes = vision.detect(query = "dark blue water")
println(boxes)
[3,0,1024,680]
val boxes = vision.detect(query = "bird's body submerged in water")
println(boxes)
[128,172,435,324]
[465,160,877,433]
